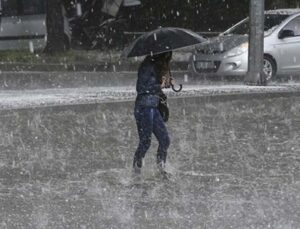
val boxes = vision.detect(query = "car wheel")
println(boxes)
[263,55,276,81]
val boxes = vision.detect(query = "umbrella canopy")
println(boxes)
[122,27,206,58]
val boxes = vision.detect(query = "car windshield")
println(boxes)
[223,14,290,35]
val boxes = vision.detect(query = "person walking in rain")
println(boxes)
[133,51,173,174]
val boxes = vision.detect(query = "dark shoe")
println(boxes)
[133,165,141,174]
[156,156,166,173]
[133,156,143,174]
[156,161,172,180]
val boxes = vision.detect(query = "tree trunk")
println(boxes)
[44,0,65,54]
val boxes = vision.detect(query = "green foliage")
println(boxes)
[0,50,105,63]
[134,0,251,32]
[0,50,41,63]
[136,0,298,32]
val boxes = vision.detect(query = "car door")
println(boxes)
[19,0,47,50]
[0,0,24,49]
[276,16,300,73]
[0,0,46,50]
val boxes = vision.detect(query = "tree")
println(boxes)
[44,0,66,54]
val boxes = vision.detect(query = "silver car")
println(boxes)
[188,9,300,80]
[0,0,71,51]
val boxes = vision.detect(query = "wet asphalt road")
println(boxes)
[0,88,299,228]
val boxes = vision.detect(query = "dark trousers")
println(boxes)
[134,106,170,165]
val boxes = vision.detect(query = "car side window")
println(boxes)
[1,0,45,16]
[2,0,20,16]
[22,0,45,15]
[283,16,300,36]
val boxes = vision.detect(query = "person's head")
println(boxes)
[152,51,172,63]
[151,51,172,77]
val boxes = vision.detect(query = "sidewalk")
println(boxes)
[1,83,300,110]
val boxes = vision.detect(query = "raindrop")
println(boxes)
[29,41,34,53]
[184,74,188,82]
[76,3,82,16]
[219,43,224,52]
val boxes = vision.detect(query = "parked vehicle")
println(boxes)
[188,9,300,80]
[68,0,140,50]
[0,0,71,51]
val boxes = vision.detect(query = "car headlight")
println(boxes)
[224,42,248,58]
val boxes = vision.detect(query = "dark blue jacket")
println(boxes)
[135,57,162,107]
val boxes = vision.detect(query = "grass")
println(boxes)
[0,48,191,66]
[0,49,122,64]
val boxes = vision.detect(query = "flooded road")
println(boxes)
[0,93,299,228]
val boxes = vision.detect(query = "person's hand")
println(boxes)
[170,77,175,86]
[161,76,170,88]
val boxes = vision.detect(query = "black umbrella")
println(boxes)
[122,27,206,58]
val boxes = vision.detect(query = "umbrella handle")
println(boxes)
[168,69,183,92]
[171,83,182,92]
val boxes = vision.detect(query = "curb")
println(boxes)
[0,84,299,111]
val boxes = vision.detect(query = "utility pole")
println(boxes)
[244,0,266,85]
